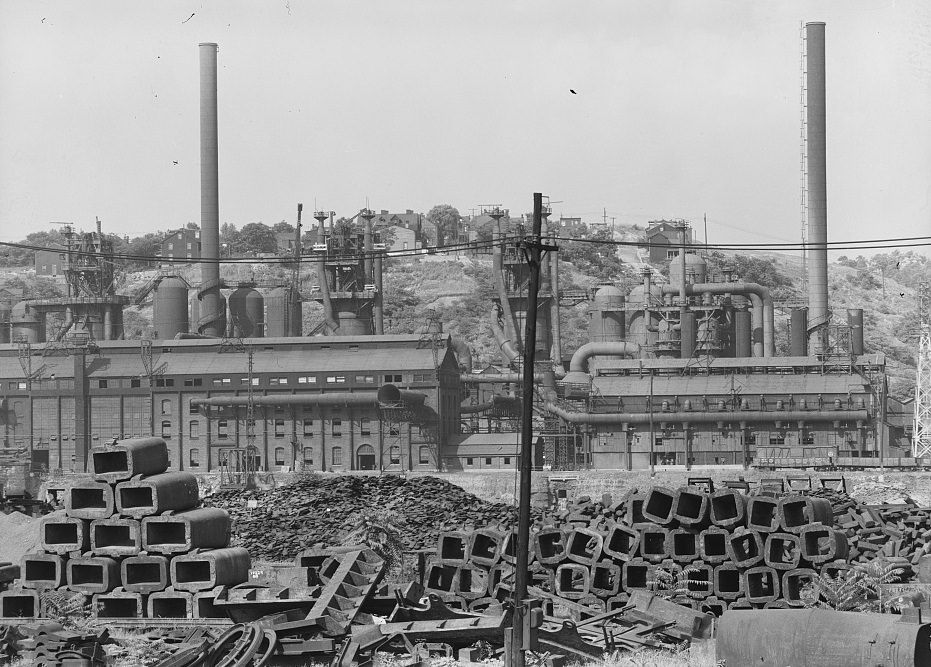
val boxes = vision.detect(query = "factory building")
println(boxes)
[0,335,461,474]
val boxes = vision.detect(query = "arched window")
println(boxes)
[161,399,171,415]
[189,421,199,439]
[389,446,401,466]
[419,446,430,465]
[331,446,343,466]
[189,448,200,467]
[274,447,286,466]
[303,446,313,465]
[161,420,172,439]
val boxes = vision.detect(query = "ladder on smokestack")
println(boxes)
[913,282,931,458]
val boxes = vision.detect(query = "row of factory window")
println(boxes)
[85,372,431,390]
[170,445,432,469]
[158,418,408,439]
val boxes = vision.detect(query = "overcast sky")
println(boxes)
[1,1,929,254]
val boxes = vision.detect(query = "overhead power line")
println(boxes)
[1,232,929,266]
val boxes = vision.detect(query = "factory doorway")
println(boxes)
[356,444,376,471]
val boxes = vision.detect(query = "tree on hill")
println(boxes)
[426,205,461,246]
[235,222,277,255]
[558,228,632,282]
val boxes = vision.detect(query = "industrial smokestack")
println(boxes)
[805,22,829,352]
[198,42,224,337]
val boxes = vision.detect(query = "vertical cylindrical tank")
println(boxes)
[806,22,829,352]
[266,287,302,337]
[589,286,626,343]
[11,302,45,343]
[847,308,864,355]
[265,287,287,337]
[198,42,223,337]
[669,253,707,286]
[680,311,696,359]
[154,278,190,340]
[791,308,809,357]
[229,287,264,338]
[0,302,10,344]
[734,309,752,358]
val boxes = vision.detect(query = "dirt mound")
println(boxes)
[203,474,533,562]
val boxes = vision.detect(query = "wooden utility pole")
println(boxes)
[509,193,550,667]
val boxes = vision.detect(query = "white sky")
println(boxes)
[1,0,929,252]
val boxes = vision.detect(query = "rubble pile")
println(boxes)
[806,487,931,566]
[204,474,538,561]
[0,437,249,621]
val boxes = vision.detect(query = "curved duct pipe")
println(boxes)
[544,403,868,426]
[492,245,521,353]
[569,342,640,373]
[450,337,473,373]
[191,384,426,409]
[55,308,75,342]
[549,247,565,374]
[489,312,520,365]
[315,255,339,334]
[661,282,774,357]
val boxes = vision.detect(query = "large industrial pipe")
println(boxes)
[450,337,473,373]
[197,43,224,338]
[489,312,520,365]
[492,243,521,353]
[315,255,339,334]
[661,283,774,357]
[569,342,640,373]
[806,22,830,352]
[718,609,931,667]
[191,384,425,408]
[544,402,868,426]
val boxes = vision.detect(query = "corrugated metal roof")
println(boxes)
[594,373,871,397]
[0,336,447,380]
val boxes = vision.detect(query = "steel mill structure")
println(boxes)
[0,23,918,474]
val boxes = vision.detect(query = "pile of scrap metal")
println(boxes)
[140,544,710,667]
[0,621,109,666]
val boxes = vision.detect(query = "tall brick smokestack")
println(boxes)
[805,22,829,352]
[198,42,224,336]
